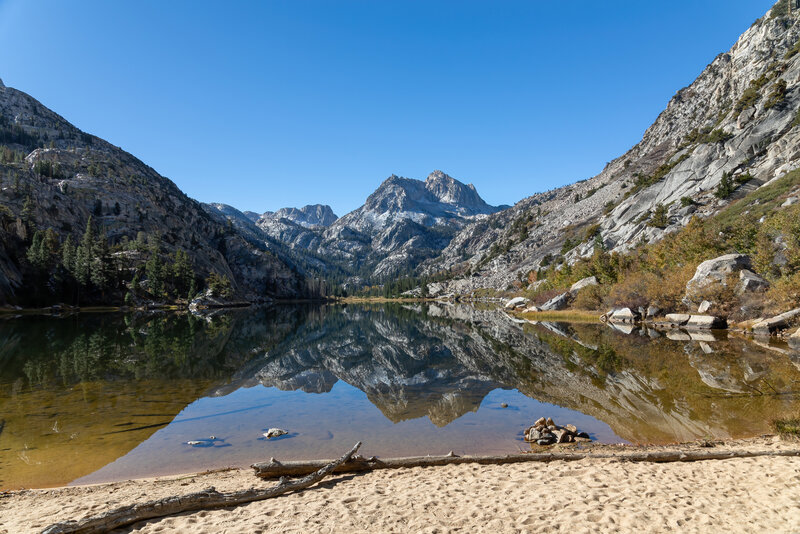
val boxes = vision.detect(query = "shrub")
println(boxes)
[206,272,233,298]
[680,197,696,207]
[772,415,800,439]
[648,204,669,228]
[715,172,736,199]
[572,283,608,311]
[764,79,787,109]
[786,37,800,60]
[584,224,601,241]
[604,271,656,310]
[561,237,578,254]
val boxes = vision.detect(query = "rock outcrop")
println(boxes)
[685,254,753,300]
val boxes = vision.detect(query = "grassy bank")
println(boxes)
[516,309,602,323]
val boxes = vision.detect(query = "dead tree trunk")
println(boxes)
[252,448,800,479]
[41,441,362,534]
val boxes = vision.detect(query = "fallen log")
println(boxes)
[41,441,362,534]
[252,447,800,479]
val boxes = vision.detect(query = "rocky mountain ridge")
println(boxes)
[258,204,338,228]
[0,82,303,304]
[419,4,800,295]
[214,170,502,285]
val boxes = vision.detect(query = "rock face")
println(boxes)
[0,83,303,304]
[417,6,800,295]
[685,254,753,299]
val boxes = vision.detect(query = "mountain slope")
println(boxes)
[259,204,338,228]
[0,80,302,305]
[422,4,800,295]
[317,170,502,281]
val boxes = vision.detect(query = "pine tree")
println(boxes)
[74,216,96,286]
[21,195,33,224]
[172,249,193,298]
[26,231,45,270]
[90,233,112,290]
[61,235,76,275]
[146,237,165,297]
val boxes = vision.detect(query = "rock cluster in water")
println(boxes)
[524,417,591,446]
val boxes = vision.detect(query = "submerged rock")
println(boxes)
[264,428,289,439]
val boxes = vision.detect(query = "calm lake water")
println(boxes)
[2,303,799,489]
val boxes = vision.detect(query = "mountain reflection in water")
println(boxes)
[1,303,799,489]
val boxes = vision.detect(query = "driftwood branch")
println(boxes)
[252,448,800,478]
[41,441,362,534]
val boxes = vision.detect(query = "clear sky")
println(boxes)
[0,0,777,216]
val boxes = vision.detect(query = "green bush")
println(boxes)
[648,204,669,228]
[715,171,736,199]
[764,79,788,109]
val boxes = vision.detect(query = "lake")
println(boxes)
[1,303,799,490]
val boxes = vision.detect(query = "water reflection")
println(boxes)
[1,303,799,489]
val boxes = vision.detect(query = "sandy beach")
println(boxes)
[2,436,799,534]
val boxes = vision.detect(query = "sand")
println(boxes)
[2,437,799,534]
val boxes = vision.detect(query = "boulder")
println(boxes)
[540,292,571,311]
[608,308,641,323]
[569,276,598,294]
[504,296,530,309]
[752,308,800,336]
[685,254,752,299]
[665,313,691,325]
[264,428,289,439]
[698,300,712,313]
[735,269,770,294]
[522,305,541,313]
[685,315,727,329]
[646,305,661,318]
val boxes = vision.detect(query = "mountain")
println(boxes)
[258,204,338,228]
[0,80,303,305]
[421,4,800,295]
[215,171,501,285]
[316,170,503,280]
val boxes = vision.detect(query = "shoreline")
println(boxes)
[3,436,799,533]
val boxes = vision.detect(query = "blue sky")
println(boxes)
[0,0,777,216]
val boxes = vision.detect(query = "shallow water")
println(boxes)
[1,303,799,489]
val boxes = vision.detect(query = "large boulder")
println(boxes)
[540,292,571,311]
[504,296,530,310]
[735,269,770,294]
[608,307,641,324]
[569,276,598,294]
[665,313,691,325]
[685,315,727,330]
[685,254,752,299]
